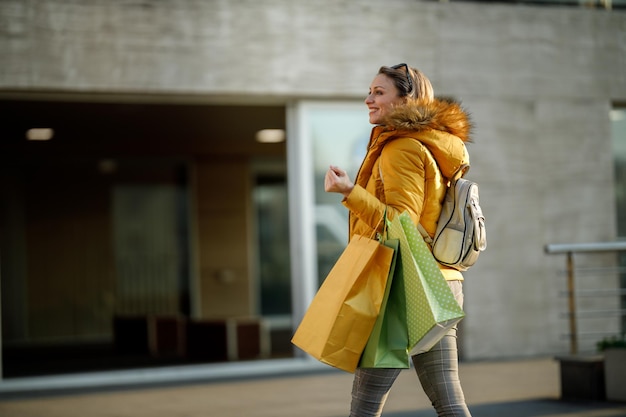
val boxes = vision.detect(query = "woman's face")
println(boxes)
[365,73,404,125]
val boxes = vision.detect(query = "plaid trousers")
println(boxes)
[349,280,472,417]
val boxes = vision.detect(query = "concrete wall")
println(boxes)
[2,0,625,360]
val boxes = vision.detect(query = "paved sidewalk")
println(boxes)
[0,357,625,417]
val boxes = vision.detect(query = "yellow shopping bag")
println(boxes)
[291,234,395,373]
[359,238,410,368]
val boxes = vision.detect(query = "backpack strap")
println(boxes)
[379,162,432,243]
[418,164,469,242]
[379,159,470,244]
[451,164,470,182]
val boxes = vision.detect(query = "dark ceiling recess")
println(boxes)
[0,100,287,158]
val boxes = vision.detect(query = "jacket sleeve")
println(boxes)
[378,138,425,226]
[342,184,387,233]
[342,138,425,230]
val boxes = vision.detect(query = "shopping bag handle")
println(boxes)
[373,207,388,242]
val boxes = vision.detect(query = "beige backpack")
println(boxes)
[418,165,486,271]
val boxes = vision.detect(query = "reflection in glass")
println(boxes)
[307,103,372,285]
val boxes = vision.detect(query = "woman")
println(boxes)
[324,64,473,417]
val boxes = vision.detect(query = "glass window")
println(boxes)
[255,179,291,316]
[307,103,373,284]
[113,183,189,316]
[288,101,372,341]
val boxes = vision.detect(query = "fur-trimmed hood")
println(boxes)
[368,97,472,180]
[385,98,472,143]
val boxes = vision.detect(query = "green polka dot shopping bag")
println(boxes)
[360,211,465,368]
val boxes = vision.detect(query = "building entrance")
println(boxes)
[0,98,288,377]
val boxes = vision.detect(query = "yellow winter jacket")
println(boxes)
[342,98,472,280]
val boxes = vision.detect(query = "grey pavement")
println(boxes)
[0,357,625,417]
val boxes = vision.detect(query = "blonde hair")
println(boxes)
[379,64,434,101]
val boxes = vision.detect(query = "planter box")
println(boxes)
[604,349,626,402]
[186,317,269,362]
[556,355,605,401]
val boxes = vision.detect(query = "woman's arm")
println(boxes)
[343,138,426,230]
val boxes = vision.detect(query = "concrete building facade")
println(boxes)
[1,0,625,387]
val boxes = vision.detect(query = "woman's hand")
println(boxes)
[324,165,354,198]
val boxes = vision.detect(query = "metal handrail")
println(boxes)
[545,241,626,254]
[545,241,626,354]
[572,289,626,296]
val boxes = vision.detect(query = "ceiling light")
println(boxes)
[26,128,54,141]
[610,110,625,121]
[255,129,285,143]
[98,159,117,174]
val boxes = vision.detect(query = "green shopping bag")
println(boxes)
[358,238,411,368]
[389,211,465,356]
